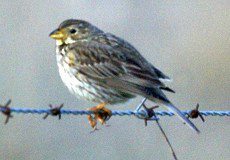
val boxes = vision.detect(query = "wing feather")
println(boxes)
[68,33,172,92]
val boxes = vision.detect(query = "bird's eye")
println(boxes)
[69,29,77,34]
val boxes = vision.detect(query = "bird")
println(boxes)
[49,19,199,133]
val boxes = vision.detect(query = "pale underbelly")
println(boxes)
[57,62,134,104]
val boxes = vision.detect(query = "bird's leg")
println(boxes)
[135,97,147,112]
[87,102,112,130]
[134,97,159,125]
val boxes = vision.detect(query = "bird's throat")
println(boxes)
[56,40,64,46]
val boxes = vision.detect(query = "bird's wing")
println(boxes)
[99,33,171,80]
[69,33,173,91]
[69,42,126,80]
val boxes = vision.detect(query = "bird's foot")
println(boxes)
[87,102,112,130]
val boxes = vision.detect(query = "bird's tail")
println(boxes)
[142,87,200,133]
[104,80,200,133]
[165,103,200,133]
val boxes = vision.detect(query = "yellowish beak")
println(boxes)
[49,29,65,40]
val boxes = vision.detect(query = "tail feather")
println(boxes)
[165,103,200,133]
[105,79,200,133]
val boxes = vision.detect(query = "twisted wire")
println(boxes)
[1,107,230,117]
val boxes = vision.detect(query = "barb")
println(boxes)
[0,99,13,124]
[0,107,229,116]
[43,104,64,119]
[186,103,205,122]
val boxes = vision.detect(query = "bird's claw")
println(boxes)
[87,102,112,130]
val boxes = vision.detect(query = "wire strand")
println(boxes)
[1,107,230,117]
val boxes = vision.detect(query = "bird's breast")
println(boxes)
[55,45,135,103]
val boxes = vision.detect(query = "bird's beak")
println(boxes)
[49,29,65,40]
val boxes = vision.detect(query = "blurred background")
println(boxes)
[0,1,230,159]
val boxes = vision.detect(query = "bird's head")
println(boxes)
[49,19,102,45]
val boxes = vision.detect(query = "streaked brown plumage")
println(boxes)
[50,19,199,133]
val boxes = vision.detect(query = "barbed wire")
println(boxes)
[1,107,230,116]
[0,99,229,125]
[1,99,229,160]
